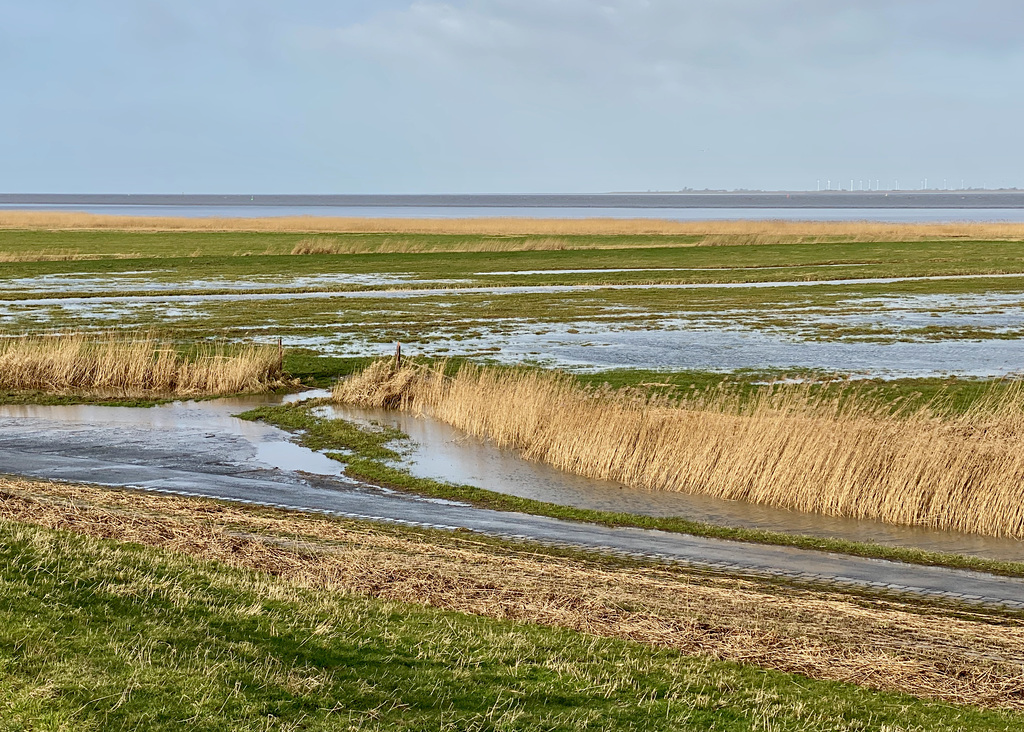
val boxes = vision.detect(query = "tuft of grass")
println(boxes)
[237,402,403,460]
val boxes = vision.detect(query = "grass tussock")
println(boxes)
[6,210,1024,243]
[336,361,1024,538]
[0,333,282,396]
[3,477,1024,711]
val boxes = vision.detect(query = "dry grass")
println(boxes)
[291,235,576,254]
[336,361,1024,538]
[1,477,1022,710]
[0,250,142,262]
[0,333,283,396]
[5,210,1024,243]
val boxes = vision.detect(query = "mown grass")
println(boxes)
[239,400,1024,578]
[281,351,377,388]
[2,516,1022,730]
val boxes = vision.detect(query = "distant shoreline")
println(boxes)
[4,191,1024,209]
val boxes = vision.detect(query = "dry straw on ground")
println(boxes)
[4,210,1024,243]
[2,477,1022,710]
[336,360,1024,538]
[0,333,282,396]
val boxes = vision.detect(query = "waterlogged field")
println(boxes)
[5,216,1024,726]
[5,222,1024,377]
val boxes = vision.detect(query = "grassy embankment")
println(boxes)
[332,360,1024,540]
[0,333,283,400]
[2,477,1023,729]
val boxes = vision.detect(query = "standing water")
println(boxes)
[320,403,1024,562]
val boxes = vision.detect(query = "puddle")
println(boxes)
[3,272,462,295]
[320,403,1024,561]
[0,390,343,477]
[530,324,1024,377]
[8,279,1024,379]
[281,319,1024,380]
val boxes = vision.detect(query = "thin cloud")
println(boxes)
[319,1,1023,102]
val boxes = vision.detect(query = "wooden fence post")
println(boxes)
[394,342,402,369]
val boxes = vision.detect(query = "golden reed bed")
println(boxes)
[336,361,1024,539]
[0,334,282,396]
[3,209,1024,244]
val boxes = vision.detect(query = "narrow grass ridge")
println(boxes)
[335,360,1024,539]
[0,333,283,396]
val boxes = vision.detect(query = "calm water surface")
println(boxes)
[321,403,1024,561]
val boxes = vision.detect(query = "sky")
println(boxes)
[1,1,1022,193]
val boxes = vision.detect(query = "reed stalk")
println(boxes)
[335,360,1024,538]
[0,333,282,396]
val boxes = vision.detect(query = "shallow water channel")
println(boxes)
[0,391,344,480]
[0,393,1021,561]
[321,403,1024,562]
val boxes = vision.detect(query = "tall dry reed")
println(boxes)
[4,210,1024,242]
[335,361,1024,538]
[0,334,282,396]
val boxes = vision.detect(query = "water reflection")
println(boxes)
[320,403,1024,562]
[0,390,343,477]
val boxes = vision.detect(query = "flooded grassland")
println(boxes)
[6,226,1024,545]
[7,220,1024,724]
[6,229,1019,354]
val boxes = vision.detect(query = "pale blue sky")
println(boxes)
[1,1,1021,193]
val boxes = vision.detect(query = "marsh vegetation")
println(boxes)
[4,216,1024,725]
[7,209,1024,243]
[0,333,282,397]
[336,359,1024,538]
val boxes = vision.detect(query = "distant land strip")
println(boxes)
[6,211,1024,239]
[4,191,1024,209]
